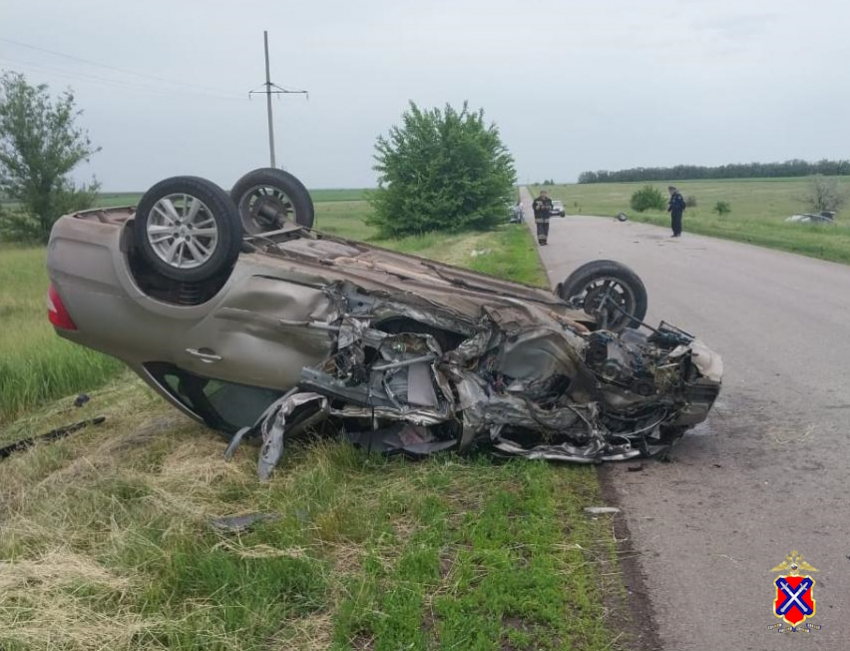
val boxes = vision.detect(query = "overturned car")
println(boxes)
[46,170,722,478]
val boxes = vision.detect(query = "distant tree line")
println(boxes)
[578,159,850,184]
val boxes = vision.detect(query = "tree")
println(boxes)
[368,102,516,237]
[0,71,100,242]
[802,175,848,214]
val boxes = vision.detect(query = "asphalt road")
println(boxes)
[521,189,850,650]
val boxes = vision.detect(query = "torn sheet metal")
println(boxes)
[232,280,722,479]
[344,423,457,457]
[228,391,330,480]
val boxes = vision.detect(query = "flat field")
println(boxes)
[532,176,850,264]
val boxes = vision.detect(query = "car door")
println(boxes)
[175,273,336,390]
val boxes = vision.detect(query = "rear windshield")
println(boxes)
[144,362,282,433]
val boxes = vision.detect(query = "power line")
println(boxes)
[0,55,243,102]
[0,36,242,97]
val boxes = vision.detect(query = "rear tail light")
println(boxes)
[47,284,77,330]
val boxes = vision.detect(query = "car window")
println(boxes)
[145,362,282,432]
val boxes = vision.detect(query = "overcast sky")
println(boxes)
[2,0,848,190]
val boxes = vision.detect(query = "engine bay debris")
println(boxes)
[229,279,722,480]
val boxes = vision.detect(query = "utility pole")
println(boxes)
[263,30,276,168]
[249,31,308,168]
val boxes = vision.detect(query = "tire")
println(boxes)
[557,260,648,331]
[230,168,315,234]
[134,176,242,283]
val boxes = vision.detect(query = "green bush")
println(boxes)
[714,201,731,216]
[629,185,666,212]
[368,102,516,237]
[686,195,698,207]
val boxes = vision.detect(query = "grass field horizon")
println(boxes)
[91,187,369,209]
[532,175,850,264]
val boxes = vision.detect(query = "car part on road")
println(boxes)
[584,506,620,515]
[616,212,628,222]
[231,167,315,234]
[134,176,242,283]
[557,260,648,331]
[0,416,106,461]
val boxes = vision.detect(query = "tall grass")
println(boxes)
[0,247,123,422]
[0,379,622,651]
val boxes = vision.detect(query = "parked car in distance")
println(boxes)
[551,199,566,217]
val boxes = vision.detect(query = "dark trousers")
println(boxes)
[671,211,683,236]
[536,219,549,241]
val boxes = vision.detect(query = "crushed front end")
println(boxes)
[235,279,722,479]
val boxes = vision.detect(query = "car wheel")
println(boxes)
[134,176,242,283]
[558,260,648,331]
[231,168,315,234]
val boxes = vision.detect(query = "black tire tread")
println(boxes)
[231,168,315,232]
[558,259,648,329]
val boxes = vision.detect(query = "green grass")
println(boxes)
[532,176,850,264]
[313,200,377,239]
[309,188,368,203]
[0,377,624,651]
[0,246,124,422]
[314,200,548,287]
[95,192,142,208]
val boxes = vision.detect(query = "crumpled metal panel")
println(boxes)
[227,277,722,478]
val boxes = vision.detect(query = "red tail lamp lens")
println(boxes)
[47,284,77,330]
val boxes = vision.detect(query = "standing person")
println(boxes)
[532,190,553,245]
[667,186,686,237]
